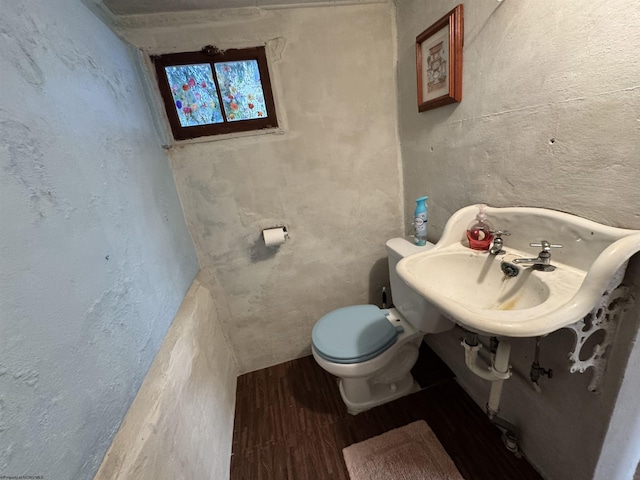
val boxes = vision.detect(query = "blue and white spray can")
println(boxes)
[414,196,428,246]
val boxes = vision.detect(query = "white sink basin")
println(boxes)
[397,205,640,337]
[414,248,552,310]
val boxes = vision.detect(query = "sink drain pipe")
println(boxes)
[461,331,521,454]
[461,332,512,418]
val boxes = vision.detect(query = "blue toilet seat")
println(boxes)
[312,305,398,364]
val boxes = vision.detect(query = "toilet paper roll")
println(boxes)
[263,227,288,247]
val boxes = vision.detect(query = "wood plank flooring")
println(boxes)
[230,343,542,480]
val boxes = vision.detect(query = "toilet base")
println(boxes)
[338,374,420,415]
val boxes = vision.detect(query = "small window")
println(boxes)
[152,46,278,140]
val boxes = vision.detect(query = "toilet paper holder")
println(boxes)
[262,225,289,247]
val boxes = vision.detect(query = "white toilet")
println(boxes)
[311,237,454,414]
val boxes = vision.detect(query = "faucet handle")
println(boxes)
[530,240,563,252]
[492,230,511,237]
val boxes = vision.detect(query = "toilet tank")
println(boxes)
[385,238,454,334]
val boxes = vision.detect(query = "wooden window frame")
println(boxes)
[152,46,278,141]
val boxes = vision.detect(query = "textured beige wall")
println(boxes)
[94,277,238,480]
[396,1,640,479]
[132,3,403,373]
[398,0,640,235]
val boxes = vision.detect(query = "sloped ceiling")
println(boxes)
[101,0,375,16]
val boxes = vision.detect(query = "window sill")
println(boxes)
[161,125,286,148]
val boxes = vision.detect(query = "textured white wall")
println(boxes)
[0,2,199,478]
[594,263,640,480]
[93,277,238,480]
[396,1,640,479]
[126,3,404,373]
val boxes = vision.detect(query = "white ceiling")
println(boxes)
[101,0,369,16]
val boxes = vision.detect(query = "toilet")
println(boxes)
[311,237,454,414]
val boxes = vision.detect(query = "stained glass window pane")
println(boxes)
[214,60,268,122]
[164,64,223,127]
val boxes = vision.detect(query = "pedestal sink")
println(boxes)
[397,205,640,337]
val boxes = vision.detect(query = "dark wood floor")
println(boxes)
[230,343,542,480]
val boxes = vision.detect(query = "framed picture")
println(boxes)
[416,4,463,112]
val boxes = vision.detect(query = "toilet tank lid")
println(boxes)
[385,237,435,258]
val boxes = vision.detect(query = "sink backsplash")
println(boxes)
[442,205,640,272]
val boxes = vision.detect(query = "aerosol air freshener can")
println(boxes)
[414,196,428,246]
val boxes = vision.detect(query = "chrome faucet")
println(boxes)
[513,240,563,271]
[489,230,510,255]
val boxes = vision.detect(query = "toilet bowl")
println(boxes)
[311,237,454,414]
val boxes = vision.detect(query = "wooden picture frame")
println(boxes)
[416,4,463,112]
